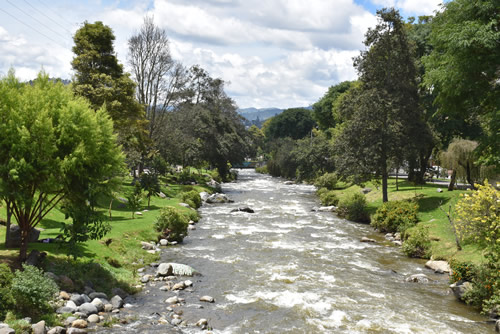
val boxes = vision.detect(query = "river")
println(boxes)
[111,169,491,333]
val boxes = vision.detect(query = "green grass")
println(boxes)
[0,175,212,294]
[329,178,485,264]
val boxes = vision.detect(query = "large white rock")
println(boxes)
[425,260,451,274]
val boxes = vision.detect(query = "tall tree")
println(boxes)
[71,21,147,160]
[335,8,425,202]
[265,108,316,141]
[313,81,352,130]
[440,138,479,190]
[128,16,188,141]
[0,71,125,260]
[423,0,500,167]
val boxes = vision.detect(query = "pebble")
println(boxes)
[166,296,180,304]
[71,319,88,329]
[200,296,215,303]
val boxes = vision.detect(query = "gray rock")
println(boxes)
[141,275,152,283]
[83,286,94,296]
[361,188,372,194]
[57,307,75,314]
[206,193,230,204]
[91,298,104,312]
[168,263,199,276]
[156,263,173,277]
[64,317,77,327]
[207,179,221,192]
[495,319,499,333]
[0,327,15,334]
[184,280,193,287]
[450,280,473,301]
[165,296,180,304]
[317,206,337,212]
[360,237,377,243]
[406,274,430,283]
[159,239,168,246]
[394,232,401,241]
[81,294,91,303]
[284,181,294,185]
[78,303,98,316]
[425,260,451,274]
[70,294,85,306]
[31,321,46,334]
[8,224,41,247]
[179,202,191,208]
[172,282,186,290]
[104,304,113,312]
[47,326,65,334]
[87,314,99,324]
[89,292,107,300]
[141,241,155,250]
[200,295,214,303]
[111,295,124,309]
[230,207,255,213]
[159,192,167,199]
[199,192,209,202]
[111,287,128,299]
[171,318,182,326]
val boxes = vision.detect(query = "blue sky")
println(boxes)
[0,0,442,108]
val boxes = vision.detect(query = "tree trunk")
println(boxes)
[396,167,399,191]
[5,201,12,248]
[19,226,29,262]
[448,170,456,191]
[466,161,475,189]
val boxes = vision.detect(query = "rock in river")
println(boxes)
[425,260,451,274]
[200,296,215,303]
[405,274,431,283]
[156,263,173,277]
[230,207,255,213]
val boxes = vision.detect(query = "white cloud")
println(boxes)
[371,0,441,15]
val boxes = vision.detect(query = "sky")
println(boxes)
[0,0,442,109]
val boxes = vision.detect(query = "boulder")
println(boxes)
[77,303,98,316]
[156,263,173,277]
[159,192,167,199]
[89,292,107,300]
[172,282,186,290]
[31,320,46,334]
[65,300,78,312]
[141,241,155,250]
[141,275,153,283]
[111,295,124,310]
[360,237,377,243]
[8,225,41,247]
[81,294,91,303]
[179,203,191,208]
[91,298,104,312]
[168,263,199,276]
[284,181,294,185]
[450,280,473,301]
[0,326,15,334]
[200,295,215,303]
[206,193,230,204]
[70,294,85,306]
[425,260,451,274]
[59,276,75,291]
[361,188,372,194]
[159,239,168,246]
[47,326,65,334]
[199,192,210,202]
[230,207,255,213]
[71,319,88,329]
[111,287,128,299]
[405,274,430,283]
[495,319,499,333]
[87,314,99,324]
[59,291,70,300]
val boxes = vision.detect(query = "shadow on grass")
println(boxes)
[39,219,64,230]
[417,196,451,213]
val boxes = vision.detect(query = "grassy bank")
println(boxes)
[0,175,212,295]
[328,178,485,264]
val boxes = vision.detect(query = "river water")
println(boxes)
[113,169,491,333]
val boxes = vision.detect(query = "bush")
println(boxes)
[11,264,59,317]
[255,165,268,174]
[371,200,419,234]
[0,264,15,320]
[450,259,477,284]
[337,193,370,223]
[180,190,202,209]
[314,172,339,190]
[454,181,499,247]
[319,190,339,206]
[402,225,431,258]
[183,209,200,223]
[154,206,189,243]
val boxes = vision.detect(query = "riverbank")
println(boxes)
[324,177,485,264]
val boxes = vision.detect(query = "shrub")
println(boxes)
[11,264,59,317]
[449,259,477,284]
[184,209,200,223]
[255,165,268,174]
[402,225,431,258]
[0,264,15,320]
[319,190,339,206]
[154,206,189,243]
[314,172,339,190]
[337,193,370,223]
[454,181,499,247]
[180,190,202,209]
[316,187,329,197]
[371,200,419,234]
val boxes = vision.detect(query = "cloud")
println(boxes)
[371,0,441,15]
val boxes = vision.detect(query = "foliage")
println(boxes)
[180,190,202,209]
[423,0,500,166]
[440,138,479,189]
[319,191,339,207]
[292,130,334,182]
[371,199,419,234]
[264,108,316,140]
[154,206,189,242]
[334,8,428,202]
[337,193,370,223]
[255,165,268,174]
[0,71,125,260]
[184,209,200,223]
[402,224,431,258]
[314,172,339,190]
[312,81,353,130]
[11,264,59,317]
[140,173,161,208]
[0,264,14,320]
[454,181,499,247]
[450,259,478,284]
[127,182,143,218]
[266,138,298,179]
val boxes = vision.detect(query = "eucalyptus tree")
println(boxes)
[0,71,125,260]
[335,8,427,202]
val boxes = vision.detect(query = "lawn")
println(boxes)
[330,177,485,264]
[0,175,212,294]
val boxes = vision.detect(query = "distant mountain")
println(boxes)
[238,106,312,123]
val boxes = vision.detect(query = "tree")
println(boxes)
[265,108,316,140]
[139,173,161,208]
[423,0,500,166]
[312,81,352,130]
[335,8,425,202]
[72,21,147,163]
[440,138,479,190]
[128,16,188,141]
[0,71,125,260]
